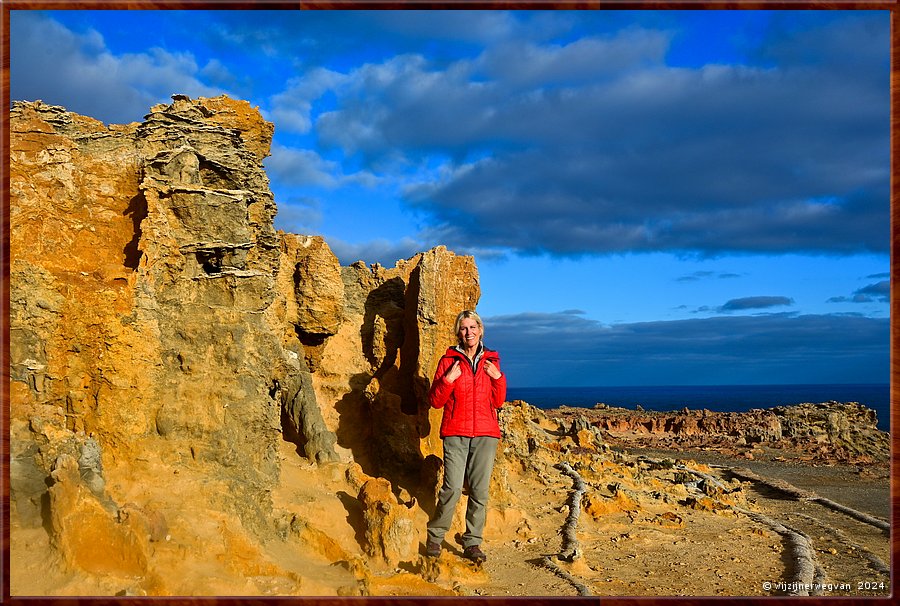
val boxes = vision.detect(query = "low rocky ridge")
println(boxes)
[548,401,890,466]
[9,96,891,597]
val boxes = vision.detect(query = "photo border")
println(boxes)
[1,0,895,603]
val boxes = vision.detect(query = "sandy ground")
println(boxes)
[10,437,892,597]
[468,447,891,597]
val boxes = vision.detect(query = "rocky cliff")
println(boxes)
[549,401,890,465]
[8,96,890,597]
[9,96,478,589]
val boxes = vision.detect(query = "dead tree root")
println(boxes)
[554,461,586,561]
[535,462,592,596]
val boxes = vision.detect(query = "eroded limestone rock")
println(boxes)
[9,94,485,590]
[48,455,149,576]
[357,477,418,568]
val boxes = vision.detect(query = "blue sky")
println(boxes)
[9,9,890,387]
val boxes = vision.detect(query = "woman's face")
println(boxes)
[458,318,482,349]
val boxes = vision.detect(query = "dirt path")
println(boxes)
[727,472,890,596]
[461,447,891,598]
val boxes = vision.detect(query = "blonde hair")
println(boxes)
[454,310,484,345]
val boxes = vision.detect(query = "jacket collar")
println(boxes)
[452,341,483,358]
[451,342,484,372]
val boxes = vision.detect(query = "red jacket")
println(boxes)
[429,345,507,439]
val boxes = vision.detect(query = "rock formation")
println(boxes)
[549,401,890,465]
[9,96,479,591]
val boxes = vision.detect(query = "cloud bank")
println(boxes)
[11,11,889,263]
[486,310,888,386]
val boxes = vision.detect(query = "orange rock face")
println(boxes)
[9,95,482,585]
[357,477,418,568]
[48,455,149,576]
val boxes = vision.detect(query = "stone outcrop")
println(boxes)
[8,95,480,584]
[10,95,286,539]
[548,401,890,465]
[772,402,889,462]
[47,455,149,576]
[357,477,418,568]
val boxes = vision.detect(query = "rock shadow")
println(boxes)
[280,400,307,459]
[123,191,147,270]
[334,372,379,475]
[360,277,406,380]
[334,276,440,516]
[336,490,367,551]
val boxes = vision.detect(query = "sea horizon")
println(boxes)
[507,383,891,432]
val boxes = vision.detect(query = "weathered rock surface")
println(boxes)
[48,455,149,577]
[548,401,890,465]
[357,477,418,568]
[9,96,480,591]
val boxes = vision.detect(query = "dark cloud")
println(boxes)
[677,271,742,282]
[720,296,794,312]
[828,279,889,304]
[204,10,523,55]
[10,11,889,260]
[311,13,888,257]
[485,311,888,386]
[677,271,715,282]
[757,12,890,79]
[857,280,890,301]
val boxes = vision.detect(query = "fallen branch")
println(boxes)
[554,462,586,561]
[540,556,592,596]
[717,466,890,533]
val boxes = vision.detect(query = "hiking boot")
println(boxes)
[425,541,442,557]
[463,545,487,563]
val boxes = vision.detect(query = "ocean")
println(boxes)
[507,384,891,432]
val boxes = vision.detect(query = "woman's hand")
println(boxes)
[484,359,502,380]
[444,360,462,383]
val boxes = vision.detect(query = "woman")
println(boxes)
[425,310,507,563]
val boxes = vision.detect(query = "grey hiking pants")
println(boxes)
[426,435,499,549]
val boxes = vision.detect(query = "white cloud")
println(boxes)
[265,142,383,190]
[273,196,323,234]
[474,27,672,87]
[10,12,226,125]
[265,143,339,188]
[326,236,428,267]
[269,68,346,134]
